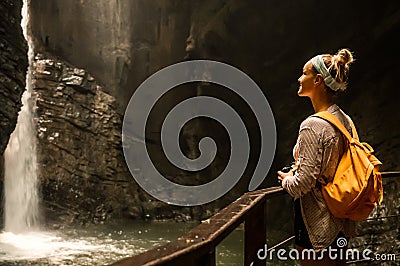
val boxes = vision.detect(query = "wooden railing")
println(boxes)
[112,172,399,266]
[112,186,286,266]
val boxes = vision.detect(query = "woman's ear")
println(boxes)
[314,74,323,86]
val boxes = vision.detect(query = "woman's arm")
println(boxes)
[280,124,323,198]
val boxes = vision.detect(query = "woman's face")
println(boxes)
[297,61,316,97]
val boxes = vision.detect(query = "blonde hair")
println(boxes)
[322,48,354,91]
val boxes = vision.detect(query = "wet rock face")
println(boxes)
[0,0,27,154]
[33,54,137,224]
[33,54,208,224]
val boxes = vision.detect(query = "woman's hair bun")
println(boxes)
[324,48,354,90]
[333,48,354,67]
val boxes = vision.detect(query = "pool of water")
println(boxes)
[0,221,296,265]
[0,221,195,265]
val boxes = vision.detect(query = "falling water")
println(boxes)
[3,0,39,233]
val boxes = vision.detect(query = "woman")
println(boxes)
[277,48,356,265]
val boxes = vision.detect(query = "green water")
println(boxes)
[0,221,192,265]
[0,220,297,265]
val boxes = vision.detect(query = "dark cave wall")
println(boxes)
[30,0,400,177]
[30,0,191,113]
[0,0,27,155]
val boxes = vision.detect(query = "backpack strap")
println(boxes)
[312,111,358,142]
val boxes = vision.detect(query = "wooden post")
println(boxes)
[196,249,216,266]
[244,201,266,266]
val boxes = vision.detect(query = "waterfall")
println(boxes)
[3,0,39,233]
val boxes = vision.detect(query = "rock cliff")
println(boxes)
[32,54,211,224]
[0,0,27,155]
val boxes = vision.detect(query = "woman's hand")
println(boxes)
[277,170,293,182]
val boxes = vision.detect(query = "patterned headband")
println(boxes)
[311,55,345,92]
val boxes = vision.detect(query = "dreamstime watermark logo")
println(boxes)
[336,237,347,248]
[122,60,276,206]
[257,237,397,262]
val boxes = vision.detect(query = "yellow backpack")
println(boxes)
[312,111,383,221]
